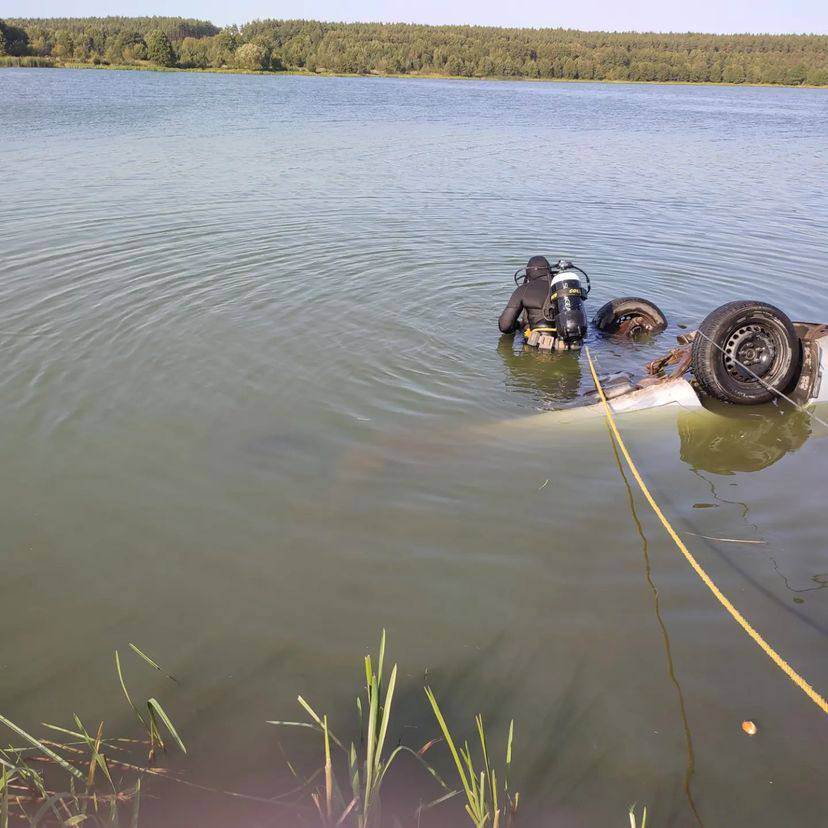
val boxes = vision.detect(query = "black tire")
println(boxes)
[592,296,668,334]
[690,301,800,405]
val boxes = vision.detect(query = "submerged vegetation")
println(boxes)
[0,644,185,826]
[425,689,518,827]
[1,16,827,86]
[0,632,652,825]
[268,630,519,827]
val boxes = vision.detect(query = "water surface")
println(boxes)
[1,68,827,826]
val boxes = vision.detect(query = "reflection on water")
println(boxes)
[769,561,828,599]
[687,462,828,645]
[604,421,703,826]
[678,405,812,474]
[497,335,583,405]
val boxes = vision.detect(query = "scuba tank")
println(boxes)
[542,259,590,347]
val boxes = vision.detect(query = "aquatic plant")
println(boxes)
[269,630,452,827]
[0,55,56,67]
[0,714,143,827]
[0,644,183,826]
[114,644,186,761]
[424,689,518,828]
[0,633,649,826]
[629,804,648,828]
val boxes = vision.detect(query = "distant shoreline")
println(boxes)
[2,59,825,91]
[4,18,826,87]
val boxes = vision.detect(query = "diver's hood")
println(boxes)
[526,255,551,281]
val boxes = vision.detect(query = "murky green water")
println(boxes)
[1,68,826,826]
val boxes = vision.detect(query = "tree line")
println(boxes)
[2,16,827,86]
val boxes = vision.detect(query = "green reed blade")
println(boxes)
[424,688,473,803]
[114,651,146,729]
[146,699,186,754]
[295,698,345,750]
[349,742,359,803]
[129,644,179,684]
[475,714,493,807]
[130,778,141,828]
[1,765,11,828]
[364,655,373,694]
[0,715,84,781]
[373,664,397,778]
[41,723,87,741]
[628,803,647,828]
[268,720,320,732]
[364,672,379,798]
[382,744,454,793]
[377,630,386,691]
[415,788,460,818]
[90,721,114,791]
[505,720,514,775]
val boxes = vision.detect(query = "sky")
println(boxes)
[4,0,827,35]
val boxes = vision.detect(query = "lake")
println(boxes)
[0,67,826,826]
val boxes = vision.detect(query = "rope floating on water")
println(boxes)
[584,346,828,717]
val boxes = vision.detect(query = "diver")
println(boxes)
[498,255,556,336]
[498,255,589,349]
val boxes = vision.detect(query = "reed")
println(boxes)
[0,644,183,826]
[0,56,57,68]
[269,630,452,827]
[114,645,186,761]
[629,804,648,828]
[424,689,518,828]
[0,633,650,826]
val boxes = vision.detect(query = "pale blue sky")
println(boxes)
[5,0,827,34]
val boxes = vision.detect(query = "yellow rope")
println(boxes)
[584,346,828,716]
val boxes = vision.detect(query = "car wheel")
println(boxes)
[690,301,800,405]
[592,296,667,335]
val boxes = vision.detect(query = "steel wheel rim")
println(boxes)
[722,323,777,382]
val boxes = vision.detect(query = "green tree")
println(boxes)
[3,16,827,86]
[208,26,239,67]
[178,36,209,68]
[121,38,147,62]
[26,25,51,55]
[145,28,175,66]
[234,41,269,70]
[806,66,828,85]
[787,62,807,84]
[51,28,73,58]
[722,61,746,83]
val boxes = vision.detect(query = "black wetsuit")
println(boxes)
[498,274,552,334]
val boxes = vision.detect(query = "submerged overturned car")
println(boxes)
[509,259,827,412]
[584,299,828,413]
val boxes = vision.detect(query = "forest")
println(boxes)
[2,16,827,86]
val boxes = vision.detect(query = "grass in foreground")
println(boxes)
[425,688,517,828]
[0,644,184,826]
[269,630,456,827]
[629,804,648,827]
[1,632,648,826]
[268,630,524,826]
